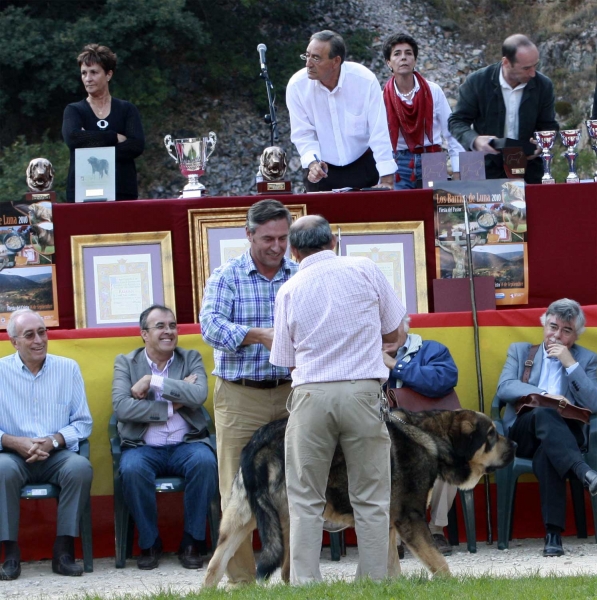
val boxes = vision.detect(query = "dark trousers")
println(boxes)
[509,408,586,531]
[120,442,218,549]
[303,149,379,191]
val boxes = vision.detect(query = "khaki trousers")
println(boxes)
[285,380,391,585]
[429,479,458,528]
[213,377,290,584]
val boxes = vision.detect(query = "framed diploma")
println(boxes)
[188,204,307,320]
[330,221,428,314]
[71,231,175,328]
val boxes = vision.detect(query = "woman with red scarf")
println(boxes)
[382,33,463,190]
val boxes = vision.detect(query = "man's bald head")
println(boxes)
[289,215,335,259]
[502,34,536,64]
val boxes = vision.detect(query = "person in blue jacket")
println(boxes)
[383,315,458,555]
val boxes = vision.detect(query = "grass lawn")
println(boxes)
[78,573,597,600]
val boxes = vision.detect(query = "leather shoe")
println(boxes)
[51,553,83,576]
[137,538,163,570]
[431,533,452,556]
[178,543,204,569]
[585,470,597,496]
[543,532,564,557]
[0,558,21,580]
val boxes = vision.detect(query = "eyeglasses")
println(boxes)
[144,323,178,332]
[14,328,48,341]
[300,53,323,64]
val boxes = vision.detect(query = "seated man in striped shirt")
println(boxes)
[112,304,217,570]
[0,308,93,580]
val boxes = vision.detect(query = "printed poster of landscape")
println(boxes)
[433,179,528,305]
[0,265,59,329]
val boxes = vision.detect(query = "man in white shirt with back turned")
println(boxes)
[270,215,405,584]
[286,30,396,192]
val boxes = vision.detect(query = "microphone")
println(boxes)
[257,43,267,71]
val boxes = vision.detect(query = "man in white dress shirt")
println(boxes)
[271,215,405,584]
[0,309,93,580]
[286,30,396,191]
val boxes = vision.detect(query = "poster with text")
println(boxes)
[433,179,528,306]
[0,200,58,328]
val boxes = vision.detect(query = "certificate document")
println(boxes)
[93,254,153,324]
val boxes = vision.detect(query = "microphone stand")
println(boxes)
[260,66,279,146]
[462,193,493,545]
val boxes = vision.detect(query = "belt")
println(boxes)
[230,378,291,389]
[410,144,443,155]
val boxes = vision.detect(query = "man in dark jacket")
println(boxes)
[449,34,558,184]
[112,304,217,570]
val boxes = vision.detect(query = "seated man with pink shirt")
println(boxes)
[112,304,217,570]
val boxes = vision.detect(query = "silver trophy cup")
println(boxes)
[534,130,557,184]
[559,129,581,184]
[586,120,597,182]
[164,132,217,198]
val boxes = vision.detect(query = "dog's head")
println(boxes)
[446,410,516,488]
[26,158,55,192]
[259,146,287,181]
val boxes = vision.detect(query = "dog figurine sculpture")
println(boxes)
[26,158,55,193]
[259,146,287,181]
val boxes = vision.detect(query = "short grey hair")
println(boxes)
[310,30,346,63]
[540,298,586,335]
[7,308,42,338]
[289,215,333,255]
[246,199,292,234]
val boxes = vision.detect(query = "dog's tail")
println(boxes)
[250,474,286,580]
[241,420,288,580]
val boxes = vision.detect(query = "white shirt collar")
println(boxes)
[499,66,527,92]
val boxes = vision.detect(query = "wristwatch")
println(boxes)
[48,435,59,450]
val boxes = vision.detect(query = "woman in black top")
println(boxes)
[62,44,145,202]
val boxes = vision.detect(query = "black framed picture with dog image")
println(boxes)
[75,147,116,202]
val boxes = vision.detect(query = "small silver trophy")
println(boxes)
[164,133,217,198]
[534,130,557,184]
[559,129,581,184]
[586,120,597,182]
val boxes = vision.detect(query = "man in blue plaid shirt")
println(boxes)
[199,199,298,586]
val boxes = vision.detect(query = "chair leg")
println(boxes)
[458,489,477,553]
[340,530,346,556]
[570,477,587,539]
[446,500,459,546]
[496,464,516,550]
[113,477,130,568]
[329,532,341,561]
[80,496,94,572]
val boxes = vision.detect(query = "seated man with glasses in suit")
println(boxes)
[496,298,597,557]
[0,308,93,580]
[112,304,217,570]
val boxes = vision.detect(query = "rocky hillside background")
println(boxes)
[146,0,597,198]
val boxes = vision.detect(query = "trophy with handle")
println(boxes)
[164,132,217,198]
[559,129,581,184]
[586,120,597,182]
[534,131,557,184]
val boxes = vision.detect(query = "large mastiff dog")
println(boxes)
[204,409,516,586]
